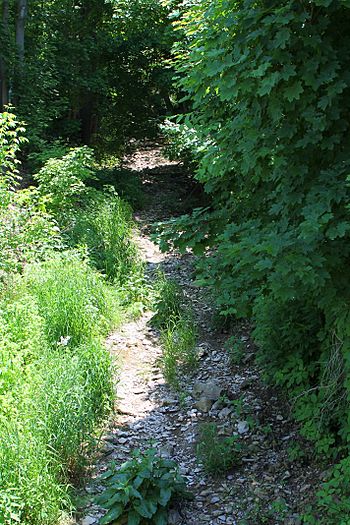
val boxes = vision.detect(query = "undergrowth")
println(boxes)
[0,111,146,524]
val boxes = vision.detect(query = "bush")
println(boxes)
[165,0,350,460]
[34,146,94,212]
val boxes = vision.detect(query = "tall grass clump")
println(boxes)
[0,262,116,524]
[23,251,121,347]
[151,273,198,388]
[66,192,140,284]
[160,316,198,388]
[32,145,146,307]
[25,340,114,473]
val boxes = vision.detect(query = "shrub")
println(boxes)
[0,110,27,200]
[34,146,94,212]
[96,448,191,525]
[164,0,350,468]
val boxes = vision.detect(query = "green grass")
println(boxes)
[0,253,118,525]
[65,192,140,284]
[151,272,184,329]
[151,273,198,388]
[0,140,146,524]
[160,316,198,388]
[23,250,121,347]
[196,423,241,476]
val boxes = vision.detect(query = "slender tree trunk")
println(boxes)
[16,0,27,65]
[0,0,9,109]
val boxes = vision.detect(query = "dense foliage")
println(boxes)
[156,1,350,521]
[0,0,178,154]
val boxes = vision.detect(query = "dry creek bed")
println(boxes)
[76,145,322,525]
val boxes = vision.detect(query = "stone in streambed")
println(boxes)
[193,380,223,401]
[195,397,214,412]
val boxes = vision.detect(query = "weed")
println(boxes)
[96,448,191,525]
[65,191,141,285]
[225,336,246,366]
[287,443,306,462]
[239,497,289,524]
[196,423,241,476]
[151,273,184,329]
[160,316,198,388]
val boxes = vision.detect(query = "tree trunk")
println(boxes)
[16,0,27,65]
[0,0,9,109]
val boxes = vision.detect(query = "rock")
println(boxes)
[82,516,97,525]
[211,495,220,504]
[237,421,249,434]
[195,397,213,412]
[211,399,225,411]
[193,380,223,401]
[218,407,232,419]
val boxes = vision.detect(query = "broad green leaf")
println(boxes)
[99,505,124,525]
[127,511,141,525]
[159,487,172,507]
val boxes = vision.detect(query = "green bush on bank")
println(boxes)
[159,1,350,521]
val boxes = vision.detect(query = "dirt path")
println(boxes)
[78,146,321,525]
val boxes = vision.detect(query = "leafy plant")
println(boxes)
[96,448,191,525]
[34,147,94,212]
[161,4,350,509]
[196,422,241,476]
[0,110,27,201]
[302,457,350,524]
